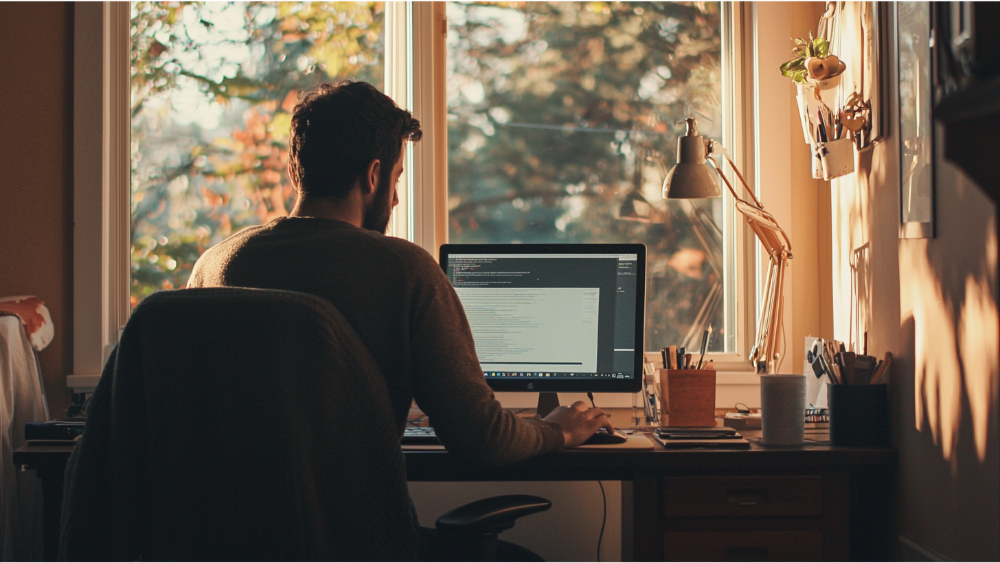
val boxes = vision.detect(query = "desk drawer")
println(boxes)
[660,476,823,517]
[663,531,823,562]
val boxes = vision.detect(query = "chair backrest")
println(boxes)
[61,288,418,561]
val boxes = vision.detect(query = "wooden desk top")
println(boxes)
[402,431,896,482]
[14,413,895,483]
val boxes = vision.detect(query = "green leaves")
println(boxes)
[788,33,828,58]
[812,36,829,58]
[779,57,808,84]
[781,33,829,84]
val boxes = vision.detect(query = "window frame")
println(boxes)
[69,2,129,391]
[71,1,758,392]
[428,2,760,372]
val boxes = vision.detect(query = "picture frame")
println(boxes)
[895,2,935,239]
[867,1,887,145]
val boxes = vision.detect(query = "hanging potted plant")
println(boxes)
[780,33,846,90]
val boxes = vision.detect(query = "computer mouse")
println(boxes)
[583,429,629,445]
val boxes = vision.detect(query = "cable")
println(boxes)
[589,395,608,562]
[596,481,607,562]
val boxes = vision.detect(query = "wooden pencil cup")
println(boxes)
[658,369,716,427]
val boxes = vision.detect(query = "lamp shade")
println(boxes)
[662,118,722,199]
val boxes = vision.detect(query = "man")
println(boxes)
[188,82,612,551]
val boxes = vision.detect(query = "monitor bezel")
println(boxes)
[440,243,645,393]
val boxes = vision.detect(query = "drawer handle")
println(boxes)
[726,489,768,506]
[725,547,768,561]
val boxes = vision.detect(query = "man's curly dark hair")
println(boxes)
[288,81,422,199]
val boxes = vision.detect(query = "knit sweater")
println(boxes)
[188,217,565,465]
[61,288,421,561]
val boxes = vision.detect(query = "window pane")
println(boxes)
[446,2,729,353]
[130,2,385,308]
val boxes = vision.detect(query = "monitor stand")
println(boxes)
[536,392,560,418]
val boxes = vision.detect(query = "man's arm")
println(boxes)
[402,248,610,465]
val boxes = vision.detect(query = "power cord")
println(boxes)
[586,393,609,561]
[597,481,607,562]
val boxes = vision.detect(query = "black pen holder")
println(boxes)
[828,384,888,447]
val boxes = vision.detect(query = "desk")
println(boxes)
[14,431,894,561]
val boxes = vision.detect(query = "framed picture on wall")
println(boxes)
[866,1,887,145]
[896,2,935,239]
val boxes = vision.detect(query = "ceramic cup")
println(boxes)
[760,374,806,446]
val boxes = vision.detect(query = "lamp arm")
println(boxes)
[705,143,792,374]
[723,155,765,210]
[736,202,794,258]
[706,157,748,204]
[705,141,765,210]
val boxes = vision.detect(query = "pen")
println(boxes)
[696,325,712,369]
[834,353,846,385]
[817,109,828,143]
[870,352,893,384]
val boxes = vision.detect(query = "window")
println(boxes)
[129,1,386,307]
[73,1,750,386]
[444,2,736,354]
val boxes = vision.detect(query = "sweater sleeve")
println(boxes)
[401,247,565,466]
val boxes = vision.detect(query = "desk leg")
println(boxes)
[622,474,660,561]
[35,463,67,562]
[622,481,633,562]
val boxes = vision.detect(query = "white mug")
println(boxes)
[759,374,806,446]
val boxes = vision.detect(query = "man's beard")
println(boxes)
[361,171,393,234]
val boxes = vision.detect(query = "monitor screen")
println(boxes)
[440,244,645,393]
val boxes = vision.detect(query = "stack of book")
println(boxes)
[653,426,750,449]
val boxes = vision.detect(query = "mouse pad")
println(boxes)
[572,434,655,450]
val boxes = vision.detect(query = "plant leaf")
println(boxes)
[813,37,829,58]
[780,57,805,74]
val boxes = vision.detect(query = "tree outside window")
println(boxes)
[445,2,727,352]
[130,1,384,308]
[130,1,729,353]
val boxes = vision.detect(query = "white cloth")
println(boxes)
[0,316,46,561]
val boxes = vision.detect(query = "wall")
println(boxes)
[754,2,831,376]
[0,2,74,419]
[829,3,999,560]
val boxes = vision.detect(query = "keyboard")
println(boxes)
[402,426,440,445]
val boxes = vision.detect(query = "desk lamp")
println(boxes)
[662,118,793,374]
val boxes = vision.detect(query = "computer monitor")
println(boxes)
[439,244,645,410]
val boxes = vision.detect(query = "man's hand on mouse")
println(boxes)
[543,400,615,448]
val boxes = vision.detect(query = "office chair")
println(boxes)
[60,288,549,561]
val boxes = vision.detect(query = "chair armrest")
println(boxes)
[435,494,551,536]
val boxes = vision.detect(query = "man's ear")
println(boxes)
[287,161,298,190]
[364,159,381,196]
